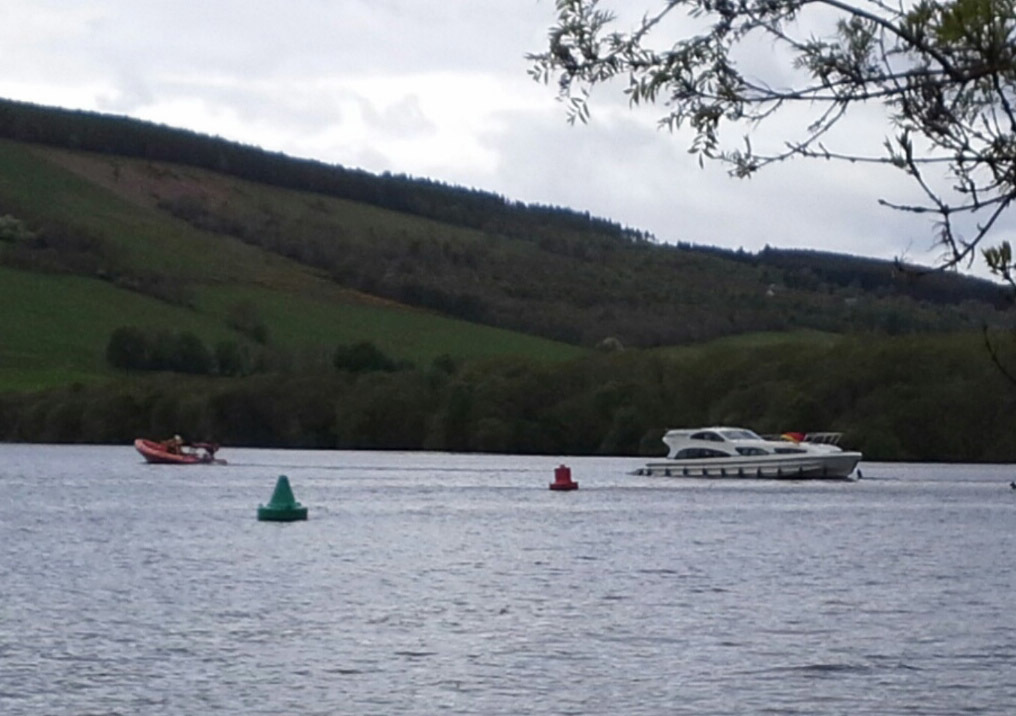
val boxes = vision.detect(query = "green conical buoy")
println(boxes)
[257,475,308,522]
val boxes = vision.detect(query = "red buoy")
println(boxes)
[550,464,578,491]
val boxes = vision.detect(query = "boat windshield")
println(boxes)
[718,429,763,441]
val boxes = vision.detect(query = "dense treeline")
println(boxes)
[106,326,410,379]
[684,243,1010,309]
[752,247,1008,309]
[4,334,1015,462]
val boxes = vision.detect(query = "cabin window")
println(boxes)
[675,448,728,459]
[720,429,763,441]
[690,431,724,442]
[735,447,768,456]
[773,447,807,454]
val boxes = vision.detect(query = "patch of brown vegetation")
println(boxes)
[27,146,432,314]
[34,145,234,210]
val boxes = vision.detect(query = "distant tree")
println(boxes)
[171,332,214,375]
[226,301,269,344]
[334,371,433,449]
[598,405,646,455]
[108,328,214,375]
[0,214,34,243]
[149,331,179,372]
[207,387,279,445]
[333,341,403,373]
[106,326,150,371]
[529,0,1016,282]
[429,353,458,377]
[80,392,143,443]
[214,340,249,376]
[596,336,624,353]
[424,381,475,452]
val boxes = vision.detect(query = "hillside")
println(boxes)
[0,135,585,391]
[0,97,1010,360]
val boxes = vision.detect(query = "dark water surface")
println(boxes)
[1,445,1014,714]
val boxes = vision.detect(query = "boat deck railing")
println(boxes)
[803,432,843,445]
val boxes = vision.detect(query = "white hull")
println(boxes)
[635,451,862,479]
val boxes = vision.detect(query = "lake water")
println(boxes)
[1,445,1014,715]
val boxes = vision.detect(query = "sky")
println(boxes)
[2,0,1011,276]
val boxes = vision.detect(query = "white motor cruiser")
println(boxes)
[633,427,862,479]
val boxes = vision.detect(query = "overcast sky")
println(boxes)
[3,1,1011,276]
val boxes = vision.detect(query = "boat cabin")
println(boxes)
[664,427,810,459]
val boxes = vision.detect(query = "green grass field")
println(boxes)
[0,267,229,389]
[194,284,586,365]
[0,260,584,391]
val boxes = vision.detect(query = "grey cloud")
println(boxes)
[472,106,955,267]
[362,94,436,138]
[5,0,1012,278]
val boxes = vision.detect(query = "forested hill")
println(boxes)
[0,98,647,247]
[0,96,1009,350]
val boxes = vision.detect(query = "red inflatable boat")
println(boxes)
[134,438,226,465]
